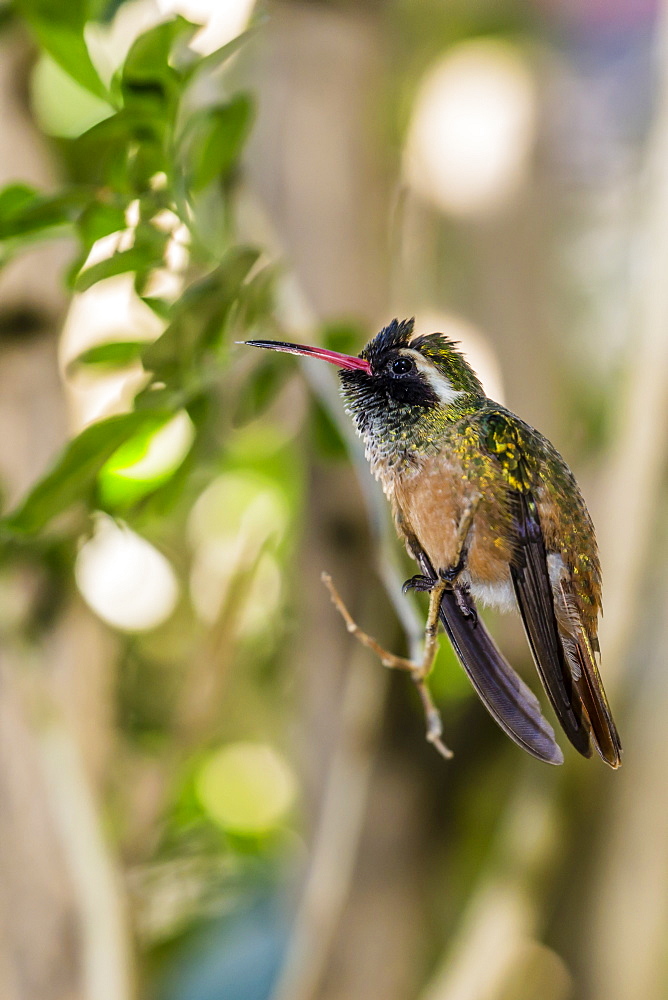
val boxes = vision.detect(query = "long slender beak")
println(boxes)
[242,339,371,374]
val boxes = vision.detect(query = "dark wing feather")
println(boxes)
[509,490,593,757]
[438,588,563,765]
[412,549,563,765]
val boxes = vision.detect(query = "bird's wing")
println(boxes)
[508,488,593,757]
[412,548,563,765]
[482,411,621,766]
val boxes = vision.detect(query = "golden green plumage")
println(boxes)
[245,318,621,767]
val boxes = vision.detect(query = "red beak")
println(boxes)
[243,339,371,374]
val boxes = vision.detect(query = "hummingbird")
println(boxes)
[245,318,622,768]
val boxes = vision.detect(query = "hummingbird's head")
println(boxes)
[244,317,483,408]
[244,319,485,473]
[350,317,484,407]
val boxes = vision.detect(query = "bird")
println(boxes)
[244,318,622,768]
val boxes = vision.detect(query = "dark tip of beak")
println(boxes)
[242,339,371,373]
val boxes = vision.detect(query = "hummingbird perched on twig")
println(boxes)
[244,319,622,768]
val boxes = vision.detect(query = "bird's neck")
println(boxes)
[347,394,484,484]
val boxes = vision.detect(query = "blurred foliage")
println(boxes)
[0,2,305,996]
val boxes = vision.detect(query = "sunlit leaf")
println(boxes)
[74,221,168,291]
[66,340,148,375]
[184,26,257,81]
[31,53,114,138]
[2,412,166,533]
[98,411,195,507]
[120,16,197,112]
[16,0,109,101]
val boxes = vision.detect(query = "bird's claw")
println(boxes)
[402,573,435,594]
[454,585,478,627]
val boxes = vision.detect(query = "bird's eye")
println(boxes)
[391,356,414,376]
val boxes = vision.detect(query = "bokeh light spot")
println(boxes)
[404,39,536,217]
[188,472,288,624]
[155,0,257,56]
[196,742,296,835]
[76,516,179,631]
[188,472,288,551]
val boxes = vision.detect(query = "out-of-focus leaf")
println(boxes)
[134,383,211,413]
[0,184,38,220]
[120,17,197,112]
[0,185,89,241]
[74,247,152,291]
[2,411,166,534]
[235,263,277,330]
[232,359,286,427]
[187,96,254,191]
[183,26,256,81]
[76,200,127,250]
[69,108,162,189]
[15,0,109,101]
[98,411,195,507]
[142,246,260,377]
[140,296,172,321]
[66,340,148,374]
[75,221,168,291]
[31,53,114,138]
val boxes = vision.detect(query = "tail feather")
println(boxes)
[555,582,622,769]
[439,588,564,765]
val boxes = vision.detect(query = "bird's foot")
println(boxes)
[439,549,468,588]
[454,584,478,628]
[402,573,435,594]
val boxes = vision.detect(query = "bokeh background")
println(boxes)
[0,0,665,998]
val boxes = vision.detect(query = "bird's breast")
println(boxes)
[391,451,515,602]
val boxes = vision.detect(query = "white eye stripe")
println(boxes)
[398,349,464,405]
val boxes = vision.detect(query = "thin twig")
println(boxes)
[322,571,453,760]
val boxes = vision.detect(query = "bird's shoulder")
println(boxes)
[465,404,601,612]
[454,403,550,492]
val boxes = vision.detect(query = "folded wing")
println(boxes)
[510,490,621,767]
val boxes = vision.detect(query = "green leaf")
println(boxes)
[76,200,127,251]
[0,184,38,219]
[2,411,166,534]
[120,17,197,112]
[69,108,161,190]
[74,221,168,290]
[188,96,254,191]
[31,53,114,139]
[98,411,195,508]
[183,26,257,81]
[141,246,260,377]
[74,247,149,291]
[16,0,109,101]
[0,185,89,241]
[66,340,148,375]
